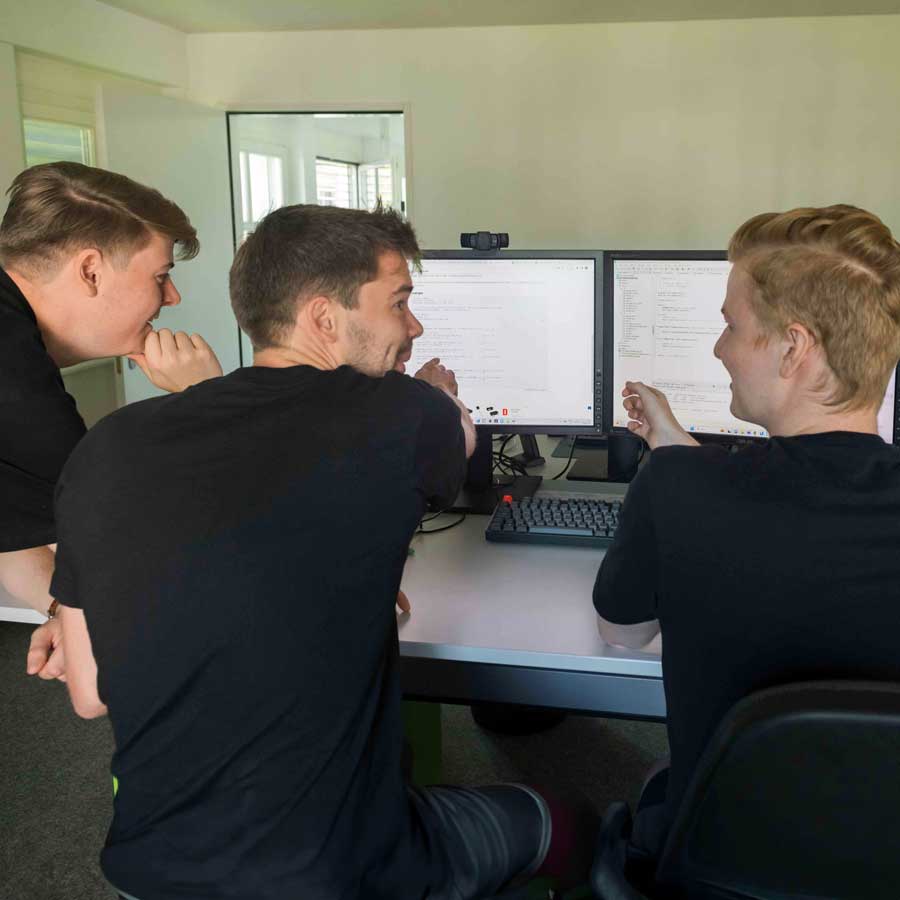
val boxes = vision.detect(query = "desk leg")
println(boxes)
[402,700,443,786]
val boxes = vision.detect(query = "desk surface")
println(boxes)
[399,510,661,680]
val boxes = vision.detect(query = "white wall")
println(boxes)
[0,0,186,87]
[0,0,187,214]
[0,43,25,219]
[187,16,900,250]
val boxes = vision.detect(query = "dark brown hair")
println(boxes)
[0,162,198,276]
[729,204,900,410]
[230,203,420,350]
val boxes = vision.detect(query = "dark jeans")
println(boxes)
[115,782,550,900]
[409,782,551,899]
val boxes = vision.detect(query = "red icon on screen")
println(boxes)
[502,408,508,416]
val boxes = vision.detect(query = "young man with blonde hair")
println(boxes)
[0,162,223,679]
[594,204,900,857]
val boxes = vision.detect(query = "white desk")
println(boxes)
[398,483,665,720]
[0,585,44,624]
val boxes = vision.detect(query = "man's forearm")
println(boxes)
[444,389,477,459]
[59,604,107,718]
[597,615,661,652]
[0,546,55,615]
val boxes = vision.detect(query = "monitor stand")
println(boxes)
[565,433,643,483]
[566,447,616,481]
[451,430,542,515]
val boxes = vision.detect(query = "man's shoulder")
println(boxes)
[64,393,176,469]
[649,442,734,478]
[0,281,54,374]
[374,371,456,416]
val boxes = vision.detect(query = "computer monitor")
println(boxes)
[603,251,764,443]
[878,365,899,446]
[407,251,603,434]
[603,251,900,447]
[407,250,603,510]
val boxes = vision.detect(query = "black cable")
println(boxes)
[418,512,467,534]
[493,449,528,477]
[551,435,579,480]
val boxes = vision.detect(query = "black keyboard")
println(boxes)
[485,493,622,549]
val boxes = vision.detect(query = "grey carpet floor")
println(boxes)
[0,622,667,900]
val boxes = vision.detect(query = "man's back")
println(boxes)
[51,364,466,900]
[595,432,900,835]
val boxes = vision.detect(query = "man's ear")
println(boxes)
[74,248,104,297]
[779,322,818,379]
[305,295,341,344]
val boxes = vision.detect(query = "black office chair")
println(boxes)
[590,680,900,900]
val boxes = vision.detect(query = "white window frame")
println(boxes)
[237,145,287,240]
[358,161,395,211]
[226,103,413,221]
[315,156,360,209]
[22,117,95,168]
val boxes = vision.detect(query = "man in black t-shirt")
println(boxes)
[594,205,900,859]
[0,162,223,678]
[53,204,560,899]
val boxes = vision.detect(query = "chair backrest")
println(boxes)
[654,680,900,900]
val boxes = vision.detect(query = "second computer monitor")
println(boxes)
[407,251,603,434]
[604,250,900,446]
[603,250,768,441]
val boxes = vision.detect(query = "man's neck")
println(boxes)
[253,342,340,371]
[768,406,879,438]
[6,268,81,368]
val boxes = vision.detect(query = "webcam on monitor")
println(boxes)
[460,231,509,251]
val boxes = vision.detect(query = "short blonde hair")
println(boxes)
[728,205,900,410]
[0,162,199,277]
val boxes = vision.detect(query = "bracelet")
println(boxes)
[46,598,59,619]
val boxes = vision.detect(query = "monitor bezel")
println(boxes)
[887,363,900,447]
[418,249,604,436]
[600,249,762,445]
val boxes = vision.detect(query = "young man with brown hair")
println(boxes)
[0,162,223,679]
[594,204,900,857]
[52,204,575,900]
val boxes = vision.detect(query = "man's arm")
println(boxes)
[593,463,661,653]
[0,545,67,679]
[621,381,699,450]
[0,545,55,615]
[443,390,476,459]
[414,357,476,458]
[58,604,106,719]
[597,615,661,652]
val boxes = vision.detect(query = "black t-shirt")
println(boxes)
[0,266,86,551]
[594,433,900,844]
[51,364,467,900]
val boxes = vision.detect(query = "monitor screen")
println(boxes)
[604,251,900,446]
[604,251,768,440]
[407,252,602,434]
[877,366,898,445]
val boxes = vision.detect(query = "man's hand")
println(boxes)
[26,617,66,681]
[396,590,411,614]
[127,328,223,393]
[622,381,699,450]
[414,358,458,396]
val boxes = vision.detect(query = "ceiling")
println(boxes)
[99,0,900,33]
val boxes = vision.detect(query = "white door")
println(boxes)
[99,86,239,405]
